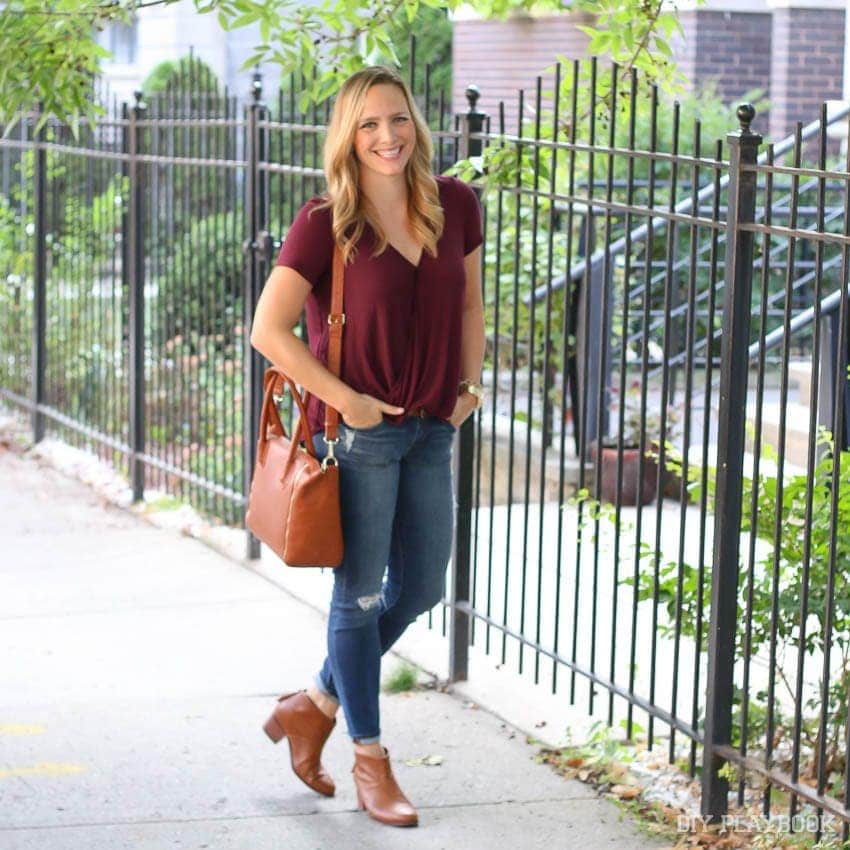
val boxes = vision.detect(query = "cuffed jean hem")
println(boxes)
[312,672,340,704]
[315,673,379,740]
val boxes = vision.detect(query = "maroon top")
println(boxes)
[275,175,483,435]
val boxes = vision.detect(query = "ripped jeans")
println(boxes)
[310,415,455,742]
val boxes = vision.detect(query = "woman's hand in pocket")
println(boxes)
[340,393,404,429]
[448,392,478,429]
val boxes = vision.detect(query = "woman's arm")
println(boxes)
[449,245,486,428]
[250,265,404,428]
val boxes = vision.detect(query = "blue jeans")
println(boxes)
[310,416,455,742]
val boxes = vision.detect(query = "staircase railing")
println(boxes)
[525,104,850,448]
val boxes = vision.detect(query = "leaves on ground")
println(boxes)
[609,783,642,799]
[404,754,444,767]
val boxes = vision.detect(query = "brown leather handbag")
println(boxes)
[244,247,345,568]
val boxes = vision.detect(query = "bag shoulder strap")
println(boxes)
[324,245,345,440]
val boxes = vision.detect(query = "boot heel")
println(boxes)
[353,749,418,827]
[263,714,286,744]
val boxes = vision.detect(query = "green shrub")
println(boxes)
[635,433,850,777]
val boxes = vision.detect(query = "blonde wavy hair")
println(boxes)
[317,66,444,264]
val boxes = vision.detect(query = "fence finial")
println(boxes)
[736,103,756,134]
[251,69,263,103]
[465,84,481,113]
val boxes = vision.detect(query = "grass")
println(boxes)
[382,662,419,694]
[144,494,183,511]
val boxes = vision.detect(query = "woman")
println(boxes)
[249,65,485,828]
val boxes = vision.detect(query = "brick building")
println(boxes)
[452,0,847,142]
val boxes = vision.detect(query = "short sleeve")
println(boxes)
[275,198,333,288]
[458,178,483,255]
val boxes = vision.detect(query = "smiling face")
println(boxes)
[353,83,416,182]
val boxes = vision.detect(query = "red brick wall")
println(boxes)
[678,11,772,99]
[675,10,773,135]
[769,7,845,141]
[674,12,698,90]
[452,15,592,133]
[451,8,844,144]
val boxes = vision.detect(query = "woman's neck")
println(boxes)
[360,173,408,216]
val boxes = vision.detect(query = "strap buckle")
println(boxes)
[322,437,338,470]
[327,313,346,326]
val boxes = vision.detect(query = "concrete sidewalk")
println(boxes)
[0,441,670,850]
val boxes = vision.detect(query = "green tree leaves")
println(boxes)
[1,0,692,133]
[0,0,116,134]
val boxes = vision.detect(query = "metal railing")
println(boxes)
[526,104,850,451]
[454,63,850,838]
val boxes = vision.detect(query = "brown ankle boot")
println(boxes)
[352,748,418,827]
[263,691,336,797]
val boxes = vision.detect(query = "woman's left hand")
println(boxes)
[448,391,479,429]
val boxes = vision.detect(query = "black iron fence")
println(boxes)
[3,52,850,836]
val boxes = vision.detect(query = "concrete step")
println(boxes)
[687,443,807,483]
[748,400,814,469]
[478,412,583,506]
[788,360,813,406]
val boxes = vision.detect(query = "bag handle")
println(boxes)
[257,367,313,465]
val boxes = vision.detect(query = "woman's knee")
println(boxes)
[390,584,444,623]
[329,592,385,631]
[418,588,445,617]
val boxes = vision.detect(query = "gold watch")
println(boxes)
[459,379,484,409]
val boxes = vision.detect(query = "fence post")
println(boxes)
[127,90,147,502]
[449,84,485,683]
[824,310,850,450]
[32,107,47,443]
[243,71,269,560]
[701,104,762,821]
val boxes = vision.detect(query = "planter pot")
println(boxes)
[591,444,658,506]
[661,461,690,503]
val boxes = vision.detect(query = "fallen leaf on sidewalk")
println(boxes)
[686,835,749,848]
[607,763,628,780]
[609,784,642,799]
[404,754,444,767]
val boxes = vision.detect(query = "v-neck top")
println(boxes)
[275,175,483,435]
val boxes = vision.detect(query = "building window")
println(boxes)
[100,18,138,64]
